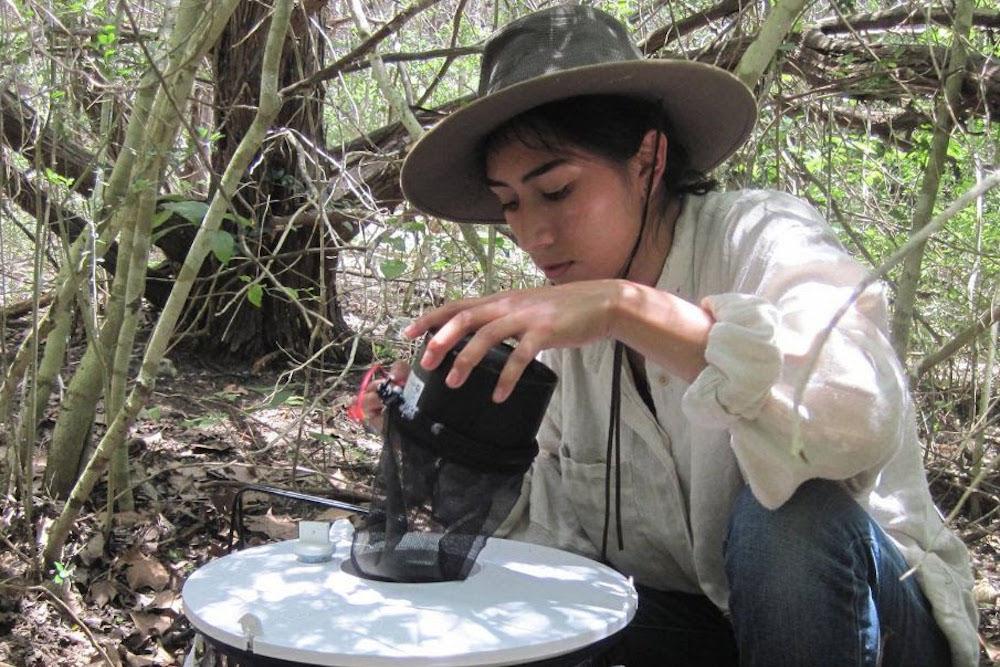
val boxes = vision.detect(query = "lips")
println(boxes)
[541,261,573,280]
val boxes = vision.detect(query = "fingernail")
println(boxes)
[493,386,509,403]
[446,369,460,387]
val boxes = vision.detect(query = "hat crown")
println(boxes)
[480,6,642,97]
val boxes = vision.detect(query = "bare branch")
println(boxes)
[339,45,481,74]
[282,0,445,96]
[915,302,1000,379]
[1,89,98,193]
[815,6,1000,35]
[640,0,745,55]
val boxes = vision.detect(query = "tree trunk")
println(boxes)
[890,0,975,361]
[734,0,809,89]
[186,0,364,363]
[44,0,232,498]
[44,0,288,567]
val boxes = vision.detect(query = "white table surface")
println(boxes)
[182,522,637,666]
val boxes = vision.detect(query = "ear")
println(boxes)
[634,129,668,188]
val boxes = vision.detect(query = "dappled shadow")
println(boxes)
[182,535,635,665]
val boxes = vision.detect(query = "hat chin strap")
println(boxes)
[601,120,663,562]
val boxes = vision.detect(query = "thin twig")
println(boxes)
[282,0,445,96]
[18,583,116,666]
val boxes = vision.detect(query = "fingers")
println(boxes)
[419,299,507,371]
[360,361,410,431]
[361,389,384,418]
[492,335,540,402]
[386,360,410,384]
[444,316,537,403]
[398,287,553,400]
[403,298,479,342]
[441,321,498,389]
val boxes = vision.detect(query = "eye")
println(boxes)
[542,185,572,201]
[500,200,519,212]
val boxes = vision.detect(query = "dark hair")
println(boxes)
[481,95,717,199]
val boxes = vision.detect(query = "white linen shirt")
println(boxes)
[499,190,979,666]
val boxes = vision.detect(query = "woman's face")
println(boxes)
[485,140,649,285]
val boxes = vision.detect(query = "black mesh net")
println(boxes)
[351,338,557,583]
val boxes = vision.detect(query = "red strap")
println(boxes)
[347,364,384,423]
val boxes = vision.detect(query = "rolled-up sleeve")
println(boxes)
[682,193,907,509]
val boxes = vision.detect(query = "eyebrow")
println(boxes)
[486,158,567,188]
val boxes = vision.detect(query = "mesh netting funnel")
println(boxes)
[351,336,557,583]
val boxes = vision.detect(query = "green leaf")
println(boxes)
[162,200,209,224]
[151,209,172,229]
[264,388,295,408]
[53,561,72,585]
[247,283,264,308]
[96,24,116,45]
[43,168,73,187]
[211,230,235,265]
[140,406,162,420]
[283,286,299,301]
[223,212,254,228]
[379,259,407,280]
[181,412,225,429]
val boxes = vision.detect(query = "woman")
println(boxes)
[362,6,978,666]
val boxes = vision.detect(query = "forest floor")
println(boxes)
[0,315,998,666]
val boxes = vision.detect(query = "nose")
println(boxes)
[510,211,557,253]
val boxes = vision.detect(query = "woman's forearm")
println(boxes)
[610,280,714,384]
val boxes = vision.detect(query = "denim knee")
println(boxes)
[723,479,952,667]
[726,479,870,552]
[724,479,875,609]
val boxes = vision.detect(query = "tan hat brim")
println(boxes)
[401,59,756,224]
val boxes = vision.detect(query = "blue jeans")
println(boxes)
[605,479,952,666]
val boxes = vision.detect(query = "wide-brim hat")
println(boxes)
[400,5,757,224]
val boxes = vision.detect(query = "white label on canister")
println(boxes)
[400,373,425,419]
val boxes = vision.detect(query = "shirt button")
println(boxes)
[657,375,669,386]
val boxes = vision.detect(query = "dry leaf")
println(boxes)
[148,590,180,613]
[226,464,255,484]
[124,555,171,592]
[134,591,156,608]
[115,511,145,527]
[151,642,176,665]
[78,533,105,566]
[315,508,354,522]
[86,640,123,667]
[973,580,999,605]
[89,580,118,608]
[192,440,233,453]
[245,508,297,540]
[129,611,173,638]
[124,650,155,667]
[138,431,163,447]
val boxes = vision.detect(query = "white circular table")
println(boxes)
[182,523,637,666]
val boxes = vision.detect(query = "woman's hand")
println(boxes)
[360,361,409,432]
[404,281,624,402]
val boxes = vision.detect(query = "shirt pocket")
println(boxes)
[558,441,699,591]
